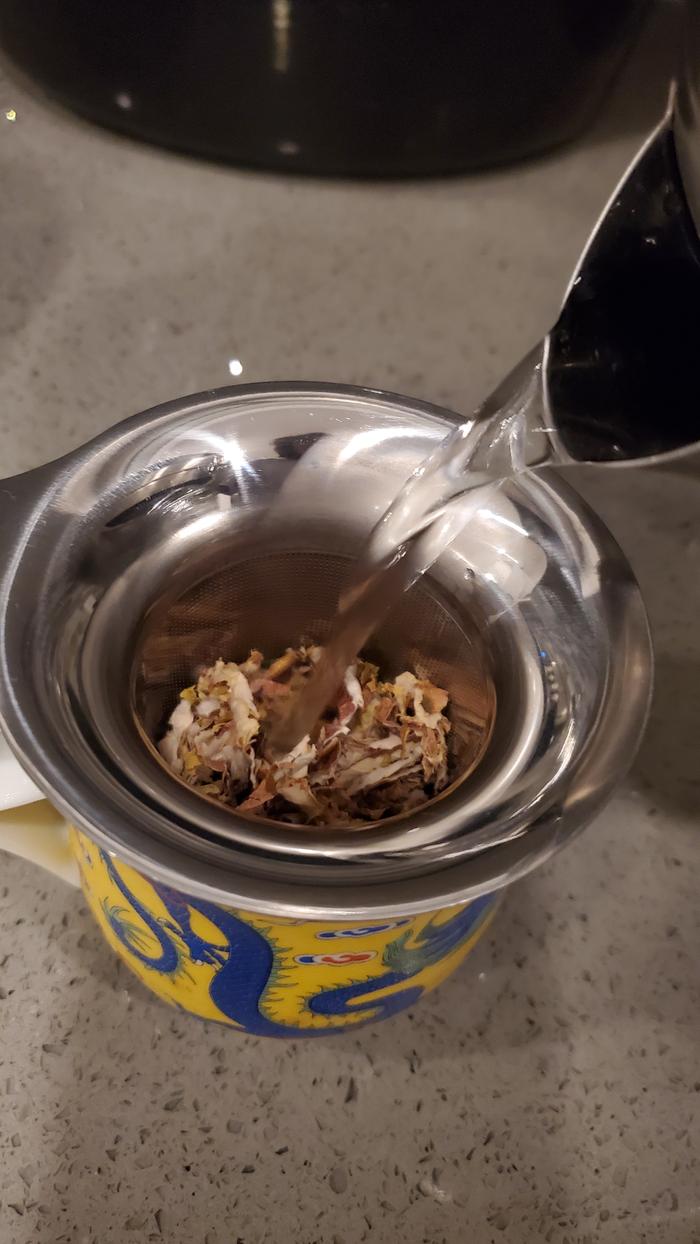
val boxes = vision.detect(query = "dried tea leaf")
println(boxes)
[159,646,450,828]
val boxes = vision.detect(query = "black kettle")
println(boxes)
[0,0,645,175]
[526,1,700,465]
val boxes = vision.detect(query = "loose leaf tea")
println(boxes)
[158,646,451,827]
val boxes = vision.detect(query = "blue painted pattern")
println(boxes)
[101,851,493,1035]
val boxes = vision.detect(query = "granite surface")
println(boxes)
[2,9,700,1243]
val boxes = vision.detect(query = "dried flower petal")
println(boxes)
[159,646,450,827]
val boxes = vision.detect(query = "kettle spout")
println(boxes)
[544,99,700,464]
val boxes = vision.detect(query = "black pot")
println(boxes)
[0,0,646,176]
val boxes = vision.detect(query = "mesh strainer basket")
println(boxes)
[133,546,497,820]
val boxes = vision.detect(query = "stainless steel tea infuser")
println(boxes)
[3,12,700,921]
[0,386,652,918]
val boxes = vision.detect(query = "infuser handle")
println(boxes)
[0,465,57,811]
[0,466,78,884]
[0,459,60,546]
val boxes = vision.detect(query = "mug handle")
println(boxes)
[0,737,78,885]
[1,801,79,885]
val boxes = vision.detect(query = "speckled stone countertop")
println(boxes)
[2,11,700,1244]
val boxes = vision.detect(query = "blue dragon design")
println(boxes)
[100,852,493,1036]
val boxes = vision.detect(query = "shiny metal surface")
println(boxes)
[676,0,700,236]
[542,101,700,464]
[0,384,652,917]
[508,6,700,465]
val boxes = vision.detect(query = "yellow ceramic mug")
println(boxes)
[2,748,496,1037]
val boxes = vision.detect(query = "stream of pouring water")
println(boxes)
[269,348,554,755]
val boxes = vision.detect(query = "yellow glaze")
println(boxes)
[72,828,497,1036]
